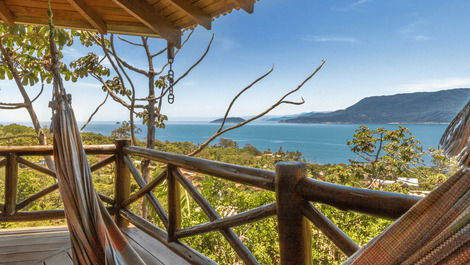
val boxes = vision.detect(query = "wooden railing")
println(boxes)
[0,140,422,265]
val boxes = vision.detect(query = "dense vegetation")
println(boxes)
[281,88,470,124]
[0,123,456,264]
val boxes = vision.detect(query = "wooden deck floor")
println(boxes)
[0,226,191,265]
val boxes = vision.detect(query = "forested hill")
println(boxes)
[281,88,470,124]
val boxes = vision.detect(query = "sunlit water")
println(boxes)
[79,122,447,164]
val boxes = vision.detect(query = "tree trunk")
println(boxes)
[141,37,156,219]
[0,42,55,170]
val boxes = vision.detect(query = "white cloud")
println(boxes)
[400,21,432,41]
[394,77,470,93]
[62,47,84,58]
[351,0,374,8]
[215,36,238,50]
[303,35,360,44]
[335,0,375,11]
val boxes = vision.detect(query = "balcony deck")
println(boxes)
[0,226,190,265]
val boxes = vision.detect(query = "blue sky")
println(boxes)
[1,0,470,122]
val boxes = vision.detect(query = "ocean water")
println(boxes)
[80,122,447,164]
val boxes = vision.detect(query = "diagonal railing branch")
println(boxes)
[121,170,166,208]
[16,183,59,211]
[98,193,115,205]
[176,202,277,239]
[17,157,56,178]
[90,155,116,172]
[123,155,169,228]
[172,167,259,265]
[302,202,359,256]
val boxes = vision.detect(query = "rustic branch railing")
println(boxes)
[0,140,423,265]
[0,144,117,222]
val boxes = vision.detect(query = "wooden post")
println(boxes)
[275,162,312,265]
[167,165,181,241]
[4,153,18,215]
[115,139,131,227]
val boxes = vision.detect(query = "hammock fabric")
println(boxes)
[49,32,145,264]
[440,100,470,167]
[344,168,470,265]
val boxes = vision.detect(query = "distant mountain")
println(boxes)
[264,113,315,122]
[210,117,246,123]
[281,88,470,124]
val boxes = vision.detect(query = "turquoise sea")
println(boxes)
[79,122,447,164]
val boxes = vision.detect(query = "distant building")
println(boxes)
[382,177,419,187]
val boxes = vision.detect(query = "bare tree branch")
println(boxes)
[142,34,214,103]
[173,34,214,87]
[187,59,326,156]
[151,29,194,59]
[30,82,45,103]
[218,65,274,131]
[80,92,109,131]
[118,36,144,47]
[0,104,26,109]
[111,35,139,144]
[92,33,148,76]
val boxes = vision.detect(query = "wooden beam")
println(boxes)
[167,165,181,242]
[66,0,107,33]
[0,144,116,156]
[276,162,312,265]
[296,177,421,219]
[115,139,131,228]
[112,0,181,47]
[168,0,211,29]
[5,153,18,215]
[124,146,275,190]
[0,207,115,222]
[0,0,14,27]
[234,0,255,14]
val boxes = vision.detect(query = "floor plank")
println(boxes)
[0,226,194,265]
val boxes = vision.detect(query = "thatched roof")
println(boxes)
[440,99,470,166]
[0,0,256,47]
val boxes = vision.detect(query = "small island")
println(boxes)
[210,117,246,123]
